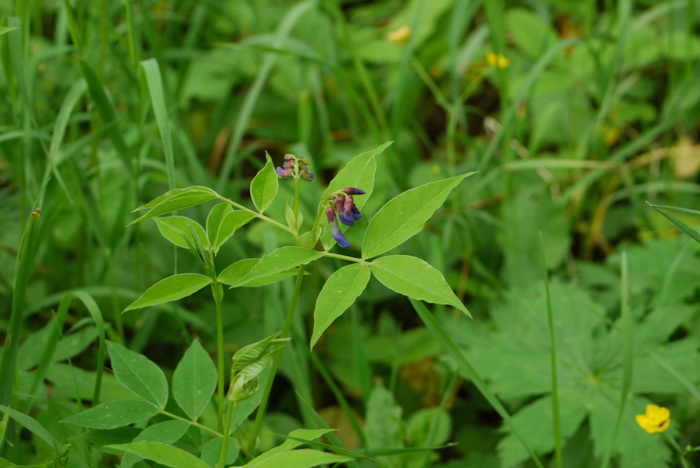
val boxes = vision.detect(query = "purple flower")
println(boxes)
[276,167,293,178]
[276,154,314,182]
[343,187,366,195]
[326,207,350,247]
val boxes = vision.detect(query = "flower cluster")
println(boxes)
[485,51,510,69]
[325,187,366,248]
[276,154,314,182]
[636,404,670,434]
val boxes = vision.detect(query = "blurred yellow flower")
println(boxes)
[388,25,411,44]
[486,51,510,69]
[636,404,670,434]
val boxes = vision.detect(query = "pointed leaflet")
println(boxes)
[107,441,210,468]
[250,153,279,213]
[129,187,219,226]
[172,340,217,420]
[319,142,389,249]
[121,421,191,468]
[371,255,470,316]
[61,399,159,429]
[242,449,351,468]
[236,247,322,285]
[154,216,208,249]
[362,172,476,258]
[311,263,370,349]
[107,341,168,408]
[134,186,218,211]
[124,274,212,311]
[206,203,255,253]
[219,258,304,288]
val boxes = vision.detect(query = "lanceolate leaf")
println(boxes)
[61,399,158,429]
[362,172,475,259]
[135,187,219,211]
[370,255,470,316]
[154,216,208,249]
[211,211,255,252]
[129,187,219,226]
[172,340,217,420]
[107,441,210,468]
[250,153,279,213]
[237,247,322,285]
[124,274,212,311]
[242,449,351,468]
[107,342,168,408]
[311,263,370,349]
[219,258,302,288]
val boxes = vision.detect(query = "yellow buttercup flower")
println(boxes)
[636,404,671,434]
[388,25,411,44]
[486,51,510,69]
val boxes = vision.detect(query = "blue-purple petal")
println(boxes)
[329,218,350,248]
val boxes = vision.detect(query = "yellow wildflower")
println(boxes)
[486,51,510,69]
[388,25,411,44]
[635,404,670,434]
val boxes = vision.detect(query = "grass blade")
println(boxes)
[647,202,700,244]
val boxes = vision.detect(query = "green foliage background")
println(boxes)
[2,0,700,466]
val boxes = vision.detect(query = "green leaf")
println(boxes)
[120,421,190,468]
[0,405,59,448]
[201,437,240,467]
[647,202,700,245]
[107,441,210,468]
[310,263,370,349]
[61,399,158,429]
[107,342,168,408]
[0,456,50,468]
[230,333,289,402]
[370,255,470,316]
[406,408,451,447]
[218,258,302,288]
[154,216,208,249]
[0,27,18,37]
[237,247,322,286]
[207,207,255,253]
[173,340,216,420]
[243,449,351,468]
[366,383,404,453]
[506,8,558,57]
[250,153,279,213]
[124,274,212,311]
[362,172,475,258]
[129,187,219,226]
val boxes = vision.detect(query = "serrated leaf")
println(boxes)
[370,255,470,316]
[311,263,370,349]
[362,172,475,258]
[107,441,210,468]
[243,449,351,468]
[61,400,158,429]
[129,188,219,225]
[154,216,208,249]
[237,247,322,285]
[250,153,278,213]
[124,274,212,311]
[173,340,216,420]
[107,342,168,408]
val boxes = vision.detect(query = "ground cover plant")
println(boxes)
[2,0,700,467]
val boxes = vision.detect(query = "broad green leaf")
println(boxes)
[243,449,351,468]
[506,8,558,57]
[230,333,288,401]
[206,203,233,245]
[107,342,168,408]
[370,256,470,316]
[173,340,216,420]
[201,437,240,467]
[362,172,475,258]
[129,188,219,225]
[366,383,404,452]
[406,408,452,447]
[121,420,190,468]
[61,399,158,429]
[250,153,278,213]
[0,405,59,447]
[218,258,301,288]
[0,456,50,468]
[311,263,370,349]
[107,441,210,468]
[154,216,208,249]
[237,247,322,285]
[135,187,218,211]
[209,209,255,253]
[320,142,389,249]
[124,274,212,311]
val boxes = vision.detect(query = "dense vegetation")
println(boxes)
[2,0,700,467]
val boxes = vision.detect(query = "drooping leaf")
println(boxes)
[61,400,159,429]
[311,263,370,349]
[107,342,168,408]
[172,340,217,420]
[362,172,475,258]
[107,441,210,468]
[250,153,279,213]
[154,216,208,249]
[370,255,469,316]
[124,274,212,311]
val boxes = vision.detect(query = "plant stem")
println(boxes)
[218,399,236,468]
[160,409,222,437]
[248,265,306,453]
[211,281,226,431]
[218,196,295,235]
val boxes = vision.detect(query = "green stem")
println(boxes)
[249,265,306,453]
[218,196,294,234]
[320,251,367,264]
[211,281,225,431]
[160,409,222,437]
[662,432,695,468]
[218,400,236,468]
